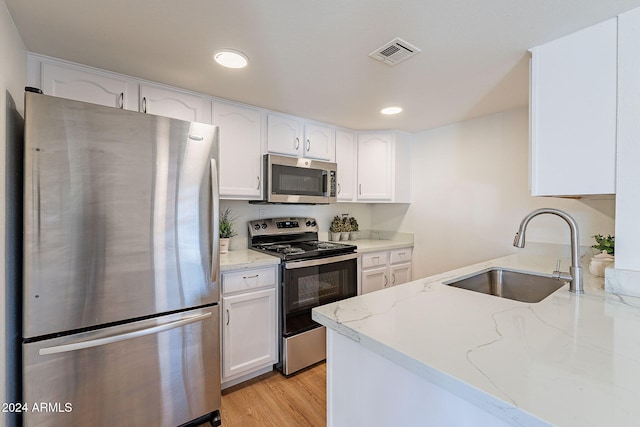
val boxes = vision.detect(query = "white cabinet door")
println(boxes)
[41,62,138,110]
[335,130,357,201]
[267,113,302,156]
[390,263,412,286]
[140,84,210,123]
[222,288,277,380]
[357,133,393,201]
[361,266,388,294]
[304,123,335,161]
[214,101,263,199]
[530,18,617,196]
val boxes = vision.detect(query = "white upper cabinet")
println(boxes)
[357,133,393,200]
[304,123,335,161]
[267,113,335,161]
[357,131,411,202]
[267,114,302,157]
[213,101,263,199]
[139,83,210,124]
[41,62,138,110]
[335,130,357,202]
[529,18,617,196]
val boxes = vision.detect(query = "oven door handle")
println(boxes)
[284,252,358,269]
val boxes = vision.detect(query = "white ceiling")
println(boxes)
[6,0,640,132]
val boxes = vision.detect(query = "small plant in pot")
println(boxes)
[340,216,352,241]
[348,217,359,240]
[219,207,238,253]
[329,216,343,241]
[589,234,614,278]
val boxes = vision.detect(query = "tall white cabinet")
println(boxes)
[213,101,263,199]
[529,18,617,196]
[335,130,357,202]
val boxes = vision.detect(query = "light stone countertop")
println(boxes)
[352,239,414,253]
[220,249,280,272]
[312,252,640,427]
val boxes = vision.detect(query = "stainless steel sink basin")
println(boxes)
[444,268,564,303]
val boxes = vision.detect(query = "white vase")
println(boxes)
[349,231,360,240]
[588,250,614,277]
[220,238,230,254]
[330,232,341,241]
[340,232,350,241]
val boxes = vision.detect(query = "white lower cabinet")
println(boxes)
[221,266,278,388]
[360,248,413,294]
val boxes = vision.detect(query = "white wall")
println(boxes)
[0,1,26,426]
[372,107,615,278]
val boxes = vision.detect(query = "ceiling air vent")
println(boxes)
[369,38,421,66]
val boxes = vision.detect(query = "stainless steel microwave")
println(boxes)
[260,154,337,204]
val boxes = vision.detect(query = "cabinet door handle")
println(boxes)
[243,274,259,279]
[118,92,124,109]
[337,183,341,194]
[384,274,388,287]
[295,137,300,150]
[391,273,396,285]
[256,176,261,190]
[359,184,362,195]
[226,309,230,326]
[142,97,147,113]
[306,138,311,152]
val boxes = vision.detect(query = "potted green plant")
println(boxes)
[341,216,352,241]
[589,234,614,277]
[329,216,343,241]
[219,207,238,253]
[348,217,360,240]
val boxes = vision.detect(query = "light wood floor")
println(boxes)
[220,363,326,427]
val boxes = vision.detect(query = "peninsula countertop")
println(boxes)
[313,252,640,426]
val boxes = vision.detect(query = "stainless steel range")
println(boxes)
[249,218,358,375]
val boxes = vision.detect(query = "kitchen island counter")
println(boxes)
[313,252,640,426]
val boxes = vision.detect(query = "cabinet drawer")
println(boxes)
[390,248,412,264]
[222,267,277,295]
[361,251,389,269]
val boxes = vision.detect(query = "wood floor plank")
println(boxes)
[220,363,326,427]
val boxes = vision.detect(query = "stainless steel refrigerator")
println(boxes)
[21,92,221,427]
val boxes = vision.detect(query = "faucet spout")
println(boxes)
[513,208,583,294]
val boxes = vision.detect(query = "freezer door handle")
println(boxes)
[211,159,220,283]
[38,312,212,356]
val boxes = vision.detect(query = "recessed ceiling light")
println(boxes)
[213,49,248,69]
[380,106,403,115]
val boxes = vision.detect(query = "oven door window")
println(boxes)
[271,164,327,197]
[283,258,356,336]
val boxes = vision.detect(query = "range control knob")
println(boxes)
[311,220,317,227]
[261,223,267,229]
[253,224,261,231]
[306,220,312,227]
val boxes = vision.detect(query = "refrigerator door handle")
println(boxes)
[38,312,212,356]
[210,159,220,283]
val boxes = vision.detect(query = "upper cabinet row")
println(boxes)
[31,56,411,203]
[529,18,617,196]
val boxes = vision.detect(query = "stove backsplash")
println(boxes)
[219,201,374,251]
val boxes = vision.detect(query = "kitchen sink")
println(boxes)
[443,268,564,303]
